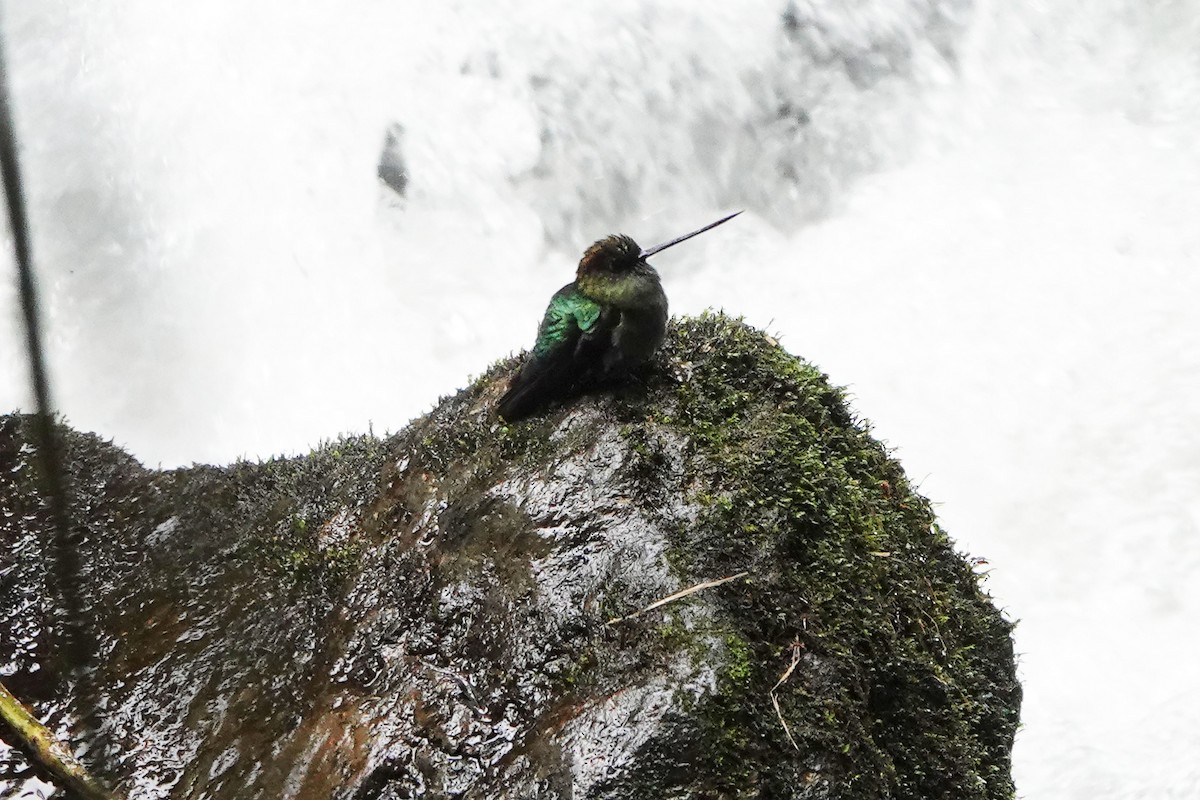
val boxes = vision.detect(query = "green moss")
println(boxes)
[722,631,754,687]
[613,312,1019,799]
[562,646,598,688]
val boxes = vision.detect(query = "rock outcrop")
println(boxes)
[1,314,1020,799]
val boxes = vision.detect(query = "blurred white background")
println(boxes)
[2,1,1199,797]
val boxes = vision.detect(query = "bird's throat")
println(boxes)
[576,270,662,309]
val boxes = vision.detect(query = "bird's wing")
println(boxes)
[498,286,609,420]
[533,288,604,357]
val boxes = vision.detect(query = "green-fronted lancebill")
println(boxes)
[497,211,742,421]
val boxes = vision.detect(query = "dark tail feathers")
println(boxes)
[497,355,577,421]
[496,377,542,421]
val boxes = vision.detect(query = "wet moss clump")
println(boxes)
[631,313,1021,799]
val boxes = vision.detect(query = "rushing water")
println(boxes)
[2,1,1199,797]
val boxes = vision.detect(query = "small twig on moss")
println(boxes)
[606,571,750,626]
[0,681,122,800]
[770,638,805,752]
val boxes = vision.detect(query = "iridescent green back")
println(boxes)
[534,287,602,357]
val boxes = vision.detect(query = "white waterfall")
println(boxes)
[3,1,1198,797]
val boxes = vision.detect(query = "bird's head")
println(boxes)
[577,234,644,278]
[575,211,743,280]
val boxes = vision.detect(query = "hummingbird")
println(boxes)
[497,211,742,421]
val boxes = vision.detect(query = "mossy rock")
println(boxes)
[0,313,1019,799]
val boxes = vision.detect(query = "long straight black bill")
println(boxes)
[639,210,743,259]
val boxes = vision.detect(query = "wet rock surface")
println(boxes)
[1,314,1021,799]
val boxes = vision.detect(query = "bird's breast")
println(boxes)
[604,298,668,377]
